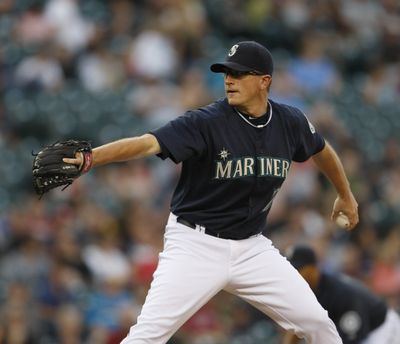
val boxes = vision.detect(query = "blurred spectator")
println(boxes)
[53,304,86,344]
[0,282,41,343]
[226,296,280,343]
[77,43,125,93]
[52,227,92,282]
[128,30,178,80]
[14,45,64,91]
[44,0,95,54]
[82,227,130,285]
[0,235,50,298]
[306,101,351,146]
[362,61,400,105]
[369,229,400,302]
[15,3,54,45]
[288,32,340,96]
[109,0,137,36]
[340,0,383,49]
[38,260,88,339]
[0,0,12,14]
[269,64,306,111]
[380,0,400,62]
[127,78,183,126]
[177,302,225,343]
[85,277,137,343]
[178,67,213,110]
[103,161,158,202]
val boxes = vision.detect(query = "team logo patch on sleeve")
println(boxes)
[307,119,316,134]
[301,111,316,134]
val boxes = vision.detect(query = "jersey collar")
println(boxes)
[234,100,273,129]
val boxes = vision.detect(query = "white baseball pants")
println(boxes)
[121,213,342,343]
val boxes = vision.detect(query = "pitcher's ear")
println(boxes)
[261,75,272,91]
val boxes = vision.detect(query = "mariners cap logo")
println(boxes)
[228,44,239,57]
[210,41,274,75]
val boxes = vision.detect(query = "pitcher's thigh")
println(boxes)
[228,245,341,343]
[122,228,229,343]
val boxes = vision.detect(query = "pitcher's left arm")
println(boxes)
[312,141,359,230]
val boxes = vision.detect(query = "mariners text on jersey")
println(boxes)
[214,156,290,179]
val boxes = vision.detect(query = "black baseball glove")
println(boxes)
[32,140,93,196]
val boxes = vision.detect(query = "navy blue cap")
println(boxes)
[286,245,317,270]
[210,41,274,75]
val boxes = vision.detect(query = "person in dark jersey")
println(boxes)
[284,244,400,344]
[63,41,359,343]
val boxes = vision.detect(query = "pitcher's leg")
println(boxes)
[226,236,342,344]
[121,221,229,344]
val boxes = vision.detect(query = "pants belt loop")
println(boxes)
[175,214,261,240]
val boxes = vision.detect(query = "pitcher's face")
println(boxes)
[224,71,271,110]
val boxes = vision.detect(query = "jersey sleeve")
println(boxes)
[292,110,325,162]
[149,111,208,163]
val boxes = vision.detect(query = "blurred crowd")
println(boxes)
[0,0,399,343]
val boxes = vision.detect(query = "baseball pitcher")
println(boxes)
[33,41,359,343]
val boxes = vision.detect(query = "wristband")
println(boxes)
[80,151,93,174]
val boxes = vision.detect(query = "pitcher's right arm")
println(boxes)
[63,134,161,168]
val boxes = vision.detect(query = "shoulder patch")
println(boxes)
[300,111,316,134]
[307,119,316,134]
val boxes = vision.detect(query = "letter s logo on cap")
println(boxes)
[228,44,239,57]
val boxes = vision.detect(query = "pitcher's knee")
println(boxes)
[304,310,331,329]
[298,310,341,343]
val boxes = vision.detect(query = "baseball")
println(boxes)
[335,213,350,228]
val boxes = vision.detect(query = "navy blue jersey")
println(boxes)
[150,98,324,237]
[316,272,387,343]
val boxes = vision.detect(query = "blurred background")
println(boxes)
[0,0,399,343]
